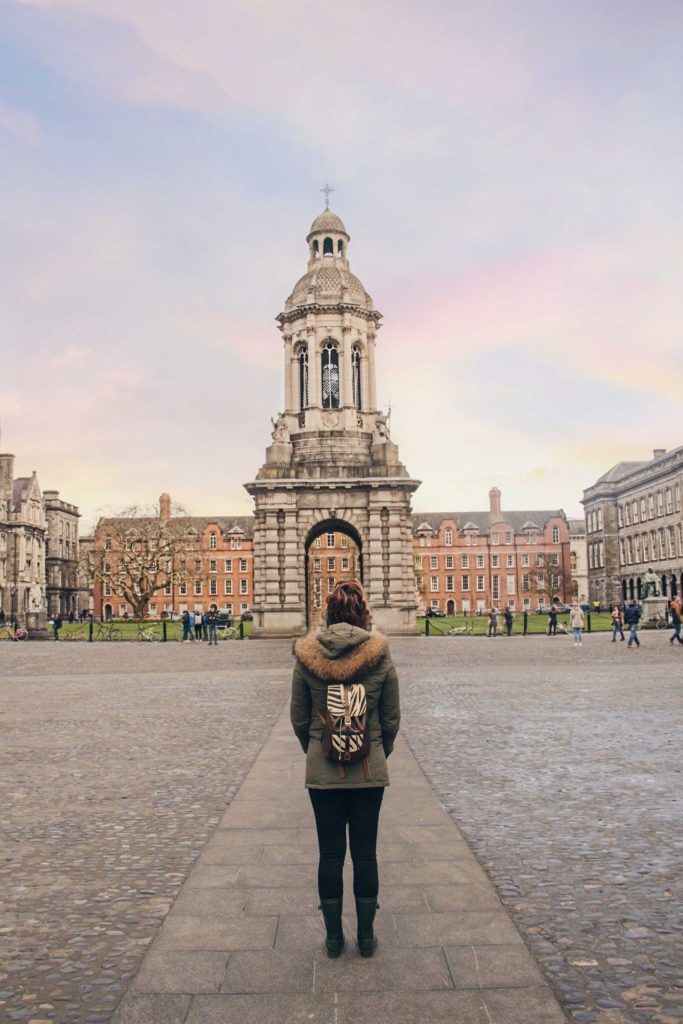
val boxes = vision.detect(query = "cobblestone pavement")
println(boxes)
[395,632,683,1024]
[0,643,291,1024]
[1,634,682,1024]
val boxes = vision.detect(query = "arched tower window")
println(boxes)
[298,346,308,410]
[321,342,340,409]
[337,239,344,256]
[323,237,334,256]
[312,240,319,258]
[352,345,361,409]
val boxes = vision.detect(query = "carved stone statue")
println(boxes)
[642,567,660,599]
[374,414,391,441]
[270,413,289,443]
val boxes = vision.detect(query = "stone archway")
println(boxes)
[304,518,363,630]
[446,599,455,616]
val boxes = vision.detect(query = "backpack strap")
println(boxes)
[362,757,372,781]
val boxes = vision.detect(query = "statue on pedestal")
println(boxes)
[642,567,660,599]
[270,413,289,443]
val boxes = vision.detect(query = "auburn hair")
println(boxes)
[326,580,371,631]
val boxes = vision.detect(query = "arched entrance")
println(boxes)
[636,577,642,600]
[446,599,455,616]
[661,575,668,597]
[305,519,363,630]
[104,603,113,620]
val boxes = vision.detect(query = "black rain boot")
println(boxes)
[319,899,344,958]
[355,897,378,957]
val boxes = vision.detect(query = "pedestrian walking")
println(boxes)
[611,605,625,642]
[487,608,498,637]
[193,611,202,641]
[624,600,641,648]
[569,602,584,645]
[669,597,682,646]
[503,607,513,636]
[181,610,193,642]
[52,613,63,641]
[201,611,209,641]
[206,603,219,646]
[547,607,558,635]
[290,580,400,960]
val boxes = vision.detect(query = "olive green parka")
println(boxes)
[291,623,401,789]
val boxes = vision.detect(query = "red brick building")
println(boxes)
[92,495,254,620]
[307,530,361,629]
[88,489,570,624]
[413,488,572,615]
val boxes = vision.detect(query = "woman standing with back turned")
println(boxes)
[291,580,400,958]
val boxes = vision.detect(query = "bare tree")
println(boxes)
[521,550,573,609]
[87,502,197,619]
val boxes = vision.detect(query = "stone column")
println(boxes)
[367,333,378,411]
[342,328,353,408]
[308,328,320,409]
[283,335,293,411]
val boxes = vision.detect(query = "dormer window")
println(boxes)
[323,237,334,256]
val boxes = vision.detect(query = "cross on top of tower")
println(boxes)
[320,183,334,209]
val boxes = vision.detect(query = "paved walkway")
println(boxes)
[111,703,567,1024]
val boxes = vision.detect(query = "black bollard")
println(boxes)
[239,619,244,640]
[523,611,528,635]
[89,619,94,642]
[162,619,167,642]
[587,611,592,633]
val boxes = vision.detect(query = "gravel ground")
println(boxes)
[394,631,683,1024]
[0,642,291,1024]
[1,634,682,1024]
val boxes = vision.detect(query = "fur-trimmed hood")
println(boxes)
[294,624,388,683]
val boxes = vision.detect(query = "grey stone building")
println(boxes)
[44,490,81,618]
[582,447,683,607]
[0,453,47,631]
[568,517,588,604]
[245,207,420,636]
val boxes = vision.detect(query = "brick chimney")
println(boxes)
[159,492,172,520]
[489,487,501,516]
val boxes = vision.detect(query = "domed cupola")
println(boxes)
[284,208,374,313]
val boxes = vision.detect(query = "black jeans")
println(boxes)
[308,787,384,900]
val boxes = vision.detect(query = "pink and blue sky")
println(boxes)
[1,0,682,530]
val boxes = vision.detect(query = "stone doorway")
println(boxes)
[305,519,363,631]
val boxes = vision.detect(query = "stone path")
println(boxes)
[112,705,567,1024]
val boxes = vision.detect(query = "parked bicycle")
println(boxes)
[216,623,240,640]
[1,624,28,641]
[136,623,161,642]
[447,623,474,636]
[96,622,123,641]
[63,625,88,641]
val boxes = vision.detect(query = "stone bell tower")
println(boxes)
[245,205,420,636]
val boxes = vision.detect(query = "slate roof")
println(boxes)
[11,477,32,511]
[412,510,565,535]
[595,461,646,484]
[98,515,255,540]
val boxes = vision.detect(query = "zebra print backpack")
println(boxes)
[317,683,372,780]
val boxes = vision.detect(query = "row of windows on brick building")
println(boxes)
[415,551,563,570]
